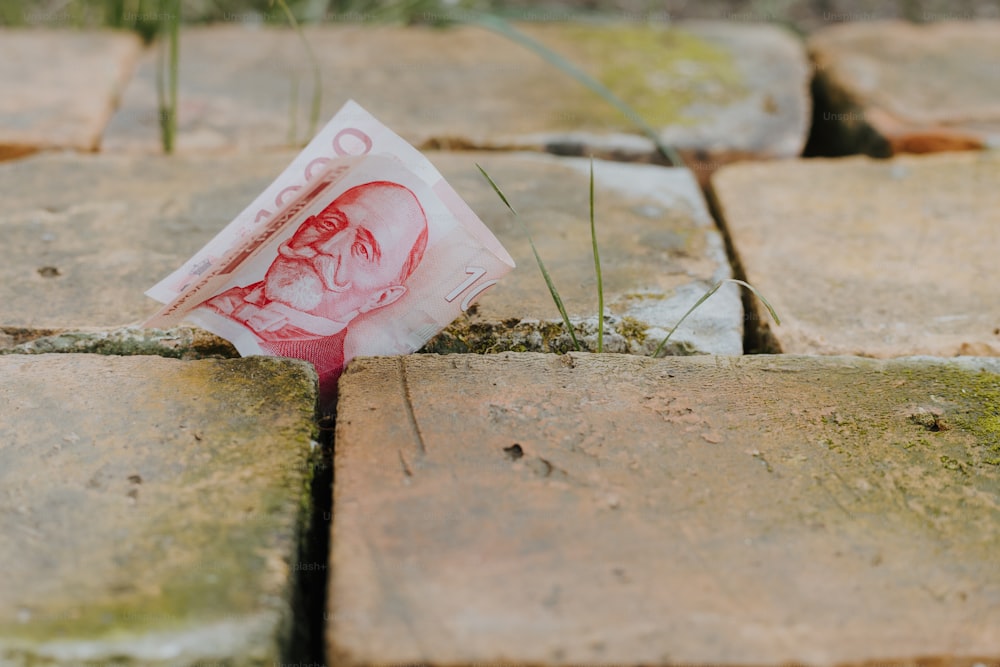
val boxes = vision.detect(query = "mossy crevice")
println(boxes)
[4,319,700,362]
[422,314,694,357]
[0,327,238,360]
[616,316,648,345]
[0,326,65,347]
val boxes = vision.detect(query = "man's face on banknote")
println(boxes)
[263,180,428,327]
[203,180,429,341]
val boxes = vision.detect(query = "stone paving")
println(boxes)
[101,22,810,184]
[333,352,1000,666]
[1,12,999,667]
[0,29,141,160]
[711,150,1000,357]
[1,150,737,356]
[808,20,1000,156]
[0,354,318,666]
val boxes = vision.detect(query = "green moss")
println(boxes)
[881,367,998,464]
[423,318,583,354]
[0,326,63,346]
[873,365,1000,470]
[3,502,308,645]
[732,360,1000,553]
[616,316,648,344]
[422,315,667,356]
[939,454,968,473]
[552,25,747,129]
[1,327,238,360]
[947,370,1000,466]
[655,339,698,356]
[0,358,317,648]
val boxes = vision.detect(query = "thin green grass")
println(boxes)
[477,163,582,352]
[155,0,180,154]
[652,279,781,358]
[287,74,300,146]
[272,0,323,144]
[478,164,779,358]
[364,0,452,24]
[104,0,124,27]
[588,157,604,352]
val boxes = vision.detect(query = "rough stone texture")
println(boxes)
[330,352,1000,666]
[711,151,1000,357]
[0,354,318,666]
[0,30,141,160]
[538,20,811,181]
[102,22,810,179]
[0,152,293,330]
[808,20,1000,156]
[1,151,740,356]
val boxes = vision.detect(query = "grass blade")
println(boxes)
[155,0,179,154]
[455,11,684,168]
[589,157,604,352]
[273,0,322,143]
[366,0,443,24]
[476,163,581,352]
[168,1,179,149]
[476,164,517,215]
[652,278,781,358]
[105,0,125,28]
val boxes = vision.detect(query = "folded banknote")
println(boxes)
[145,100,515,410]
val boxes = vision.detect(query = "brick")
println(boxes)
[330,352,1000,666]
[0,30,141,159]
[809,20,1000,156]
[711,152,1000,356]
[102,22,810,181]
[0,354,318,665]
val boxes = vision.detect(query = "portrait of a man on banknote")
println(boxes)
[199,180,429,401]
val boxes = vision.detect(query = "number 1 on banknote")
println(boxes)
[144,100,515,411]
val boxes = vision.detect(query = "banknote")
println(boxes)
[144,100,515,410]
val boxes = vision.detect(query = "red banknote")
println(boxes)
[145,100,515,409]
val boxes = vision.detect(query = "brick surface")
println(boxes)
[330,352,1000,666]
[809,20,1000,156]
[0,354,318,666]
[711,151,1000,357]
[1,151,740,356]
[0,30,141,159]
[0,152,289,330]
[102,22,810,179]
[424,152,742,356]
